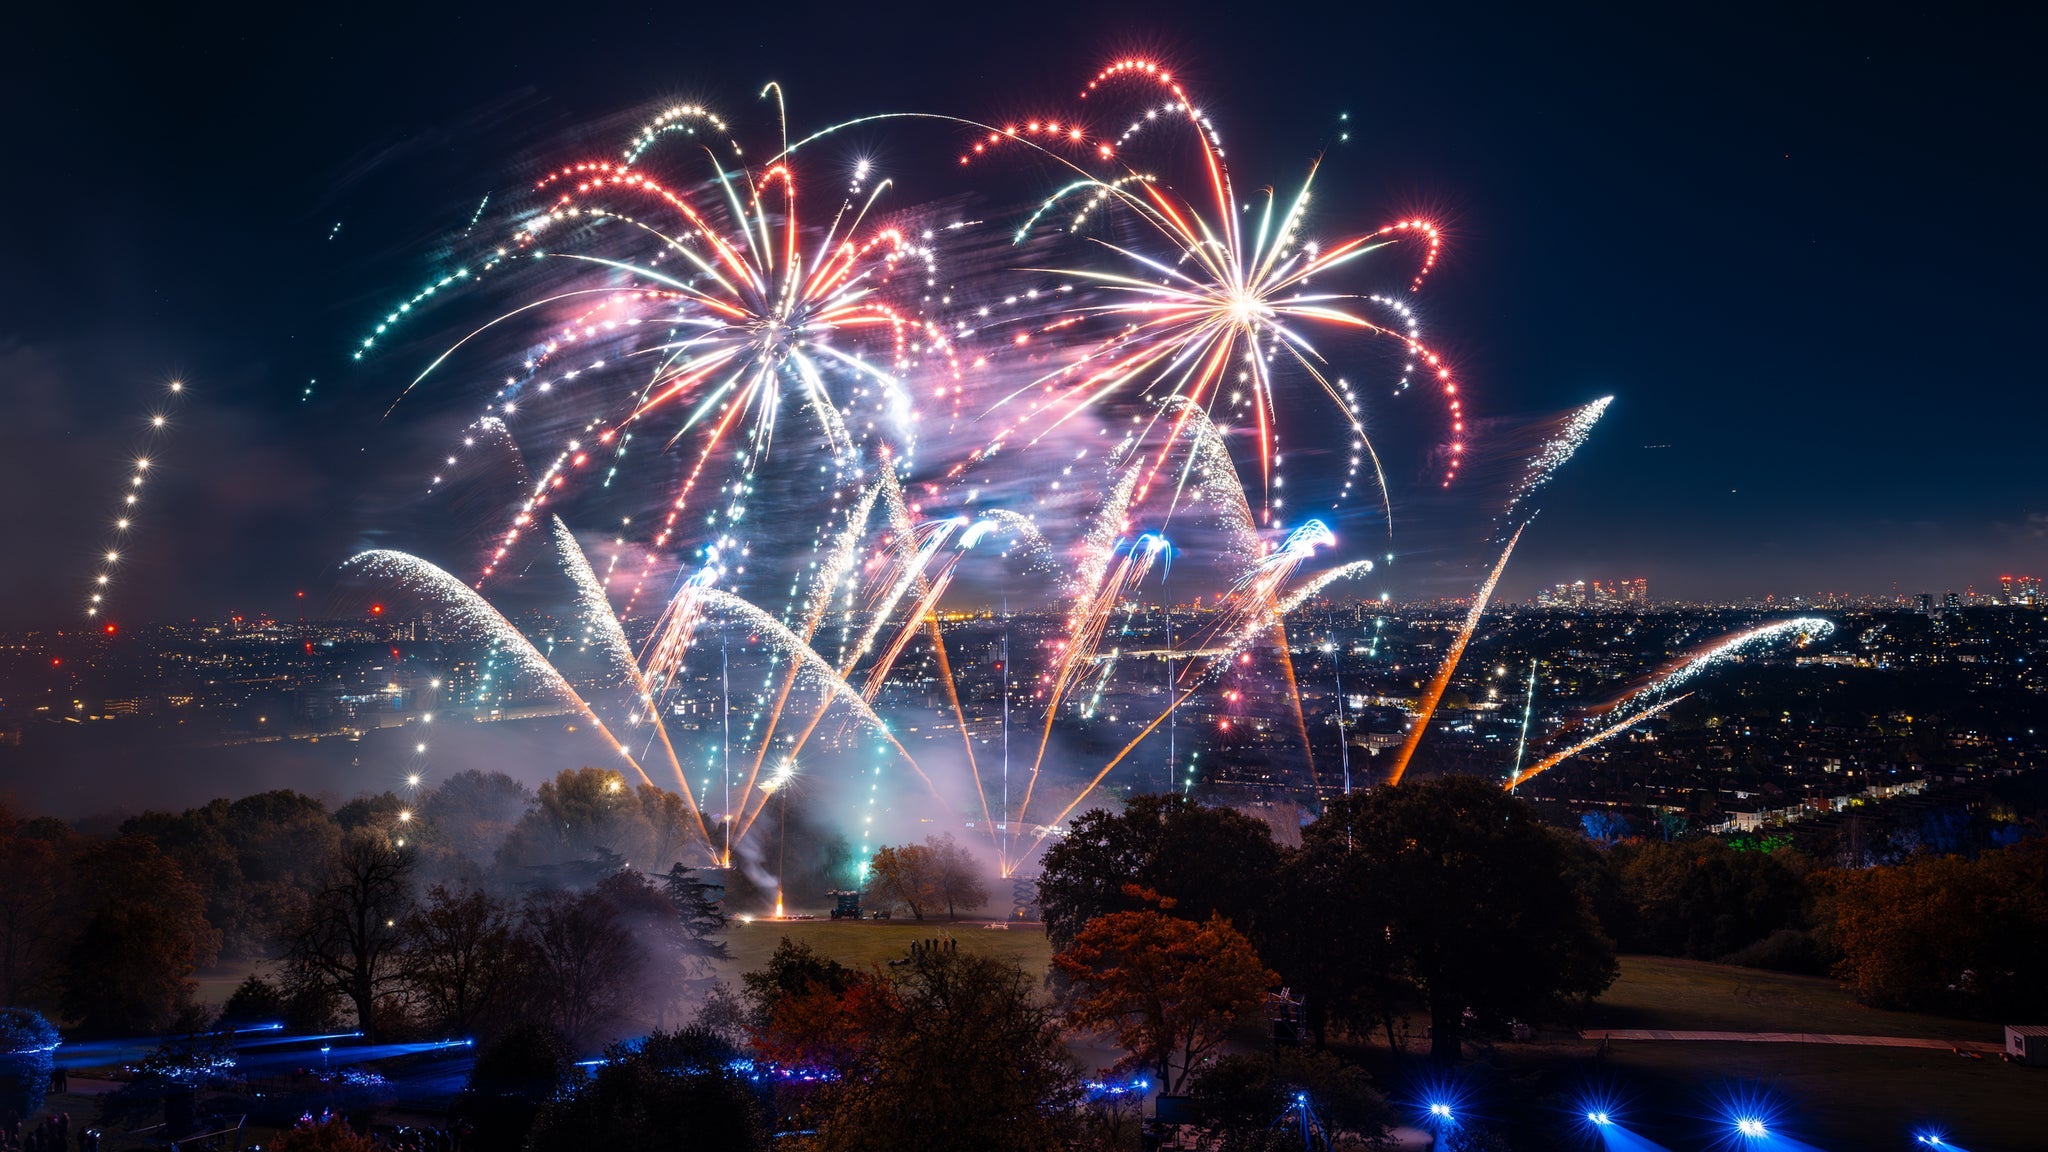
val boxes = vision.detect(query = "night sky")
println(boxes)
[4,2,2042,627]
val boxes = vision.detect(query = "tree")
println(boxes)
[1037,794,1280,948]
[663,862,731,960]
[120,792,339,959]
[460,1023,572,1152]
[400,884,525,1039]
[220,791,343,949]
[805,952,1081,1152]
[593,869,710,1026]
[1819,837,2048,1014]
[217,972,341,1032]
[1053,907,1274,1092]
[1609,838,1808,959]
[742,938,858,1028]
[495,769,700,875]
[0,1009,58,1120]
[0,815,70,1010]
[1186,1049,1391,1152]
[866,843,942,920]
[62,835,219,1035]
[743,939,889,1071]
[422,770,533,863]
[528,1026,766,1152]
[217,973,286,1028]
[926,835,991,920]
[336,791,407,832]
[284,829,416,1039]
[1294,778,1617,1061]
[521,886,642,1049]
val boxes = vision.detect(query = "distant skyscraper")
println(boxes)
[1917,592,1935,615]
[2002,574,2017,604]
[2020,576,2044,606]
[1944,590,1962,614]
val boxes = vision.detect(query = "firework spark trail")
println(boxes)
[345,550,658,787]
[1209,519,1334,777]
[1509,660,1539,788]
[86,380,186,626]
[922,611,1000,863]
[734,509,966,844]
[552,517,640,685]
[1009,467,1156,830]
[697,588,952,847]
[732,478,890,806]
[427,415,526,495]
[551,519,715,849]
[1158,399,1261,558]
[1386,522,1528,786]
[732,478,951,848]
[996,547,1371,871]
[1602,618,1835,719]
[1274,559,1378,618]
[1015,682,1204,868]
[1170,519,1337,687]
[1501,396,1611,529]
[1506,694,1692,790]
[1079,531,1174,715]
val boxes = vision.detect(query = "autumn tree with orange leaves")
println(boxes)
[1053,899,1274,1093]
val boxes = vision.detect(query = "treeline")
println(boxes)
[0,767,737,1041]
[1037,780,2048,1045]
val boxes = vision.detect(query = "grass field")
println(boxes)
[1589,955,2004,1042]
[716,916,1055,978]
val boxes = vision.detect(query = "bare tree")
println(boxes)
[284,830,416,1039]
[521,887,642,1049]
[400,884,524,1038]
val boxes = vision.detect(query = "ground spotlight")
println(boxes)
[1587,1111,1613,1126]
[1429,1101,1454,1121]
[1735,1117,1767,1139]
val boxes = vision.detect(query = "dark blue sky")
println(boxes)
[3,1,2042,625]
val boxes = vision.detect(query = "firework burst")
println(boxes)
[963,58,1468,525]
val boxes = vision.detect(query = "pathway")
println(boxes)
[1582,1028,2000,1053]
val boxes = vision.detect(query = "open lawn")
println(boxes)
[717,916,1055,979]
[1589,955,2004,1043]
